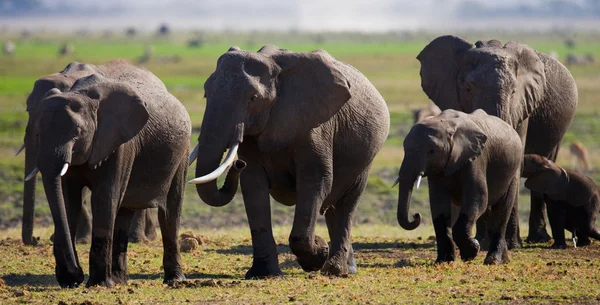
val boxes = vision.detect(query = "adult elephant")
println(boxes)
[20,62,157,245]
[28,59,190,288]
[417,35,578,246]
[189,45,389,278]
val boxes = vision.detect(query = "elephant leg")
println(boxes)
[452,180,486,262]
[429,182,455,263]
[525,192,552,243]
[324,208,357,275]
[158,161,186,285]
[128,210,147,243]
[475,214,490,251]
[241,160,281,279]
[288,158,331,273]
[87,189,119,287]
[576,231,591,247]
[75,198,92,244]
[547,200,567,249]
[21,173,37,246]
[483,179,517,265]
[111,207,134,285]
[505,199,522,249]
[144,209,158,241]
[321,171,367,276]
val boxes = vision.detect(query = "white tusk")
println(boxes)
[188,143,199,166]
[60,163,69,176]
[391,177,399,188]
[415,175,422,189]
[15,143,25,156]
[25,167,39,181]
[188,143,239,184]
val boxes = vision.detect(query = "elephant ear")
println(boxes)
[524,162,568,196]
[503,41,546,125]
[257,50,351,152]
[417,35,473,111]
[87,81,149,167]
[444,116,488,176]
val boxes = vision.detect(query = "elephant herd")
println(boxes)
[17,35,598,289]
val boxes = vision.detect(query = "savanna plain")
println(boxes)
[1,31,600,304]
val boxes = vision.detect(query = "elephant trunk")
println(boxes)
[193,123,245,207]
[22,135,37,245]
[40,156,78,274]
[396,158,422,230]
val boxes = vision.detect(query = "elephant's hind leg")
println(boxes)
[128,209,148,243]
[483,178,518,265]
[111,207,135,284]
[158,160,186,285]
[321,170,368,276]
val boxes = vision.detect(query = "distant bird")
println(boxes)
[2,40,15,56]
[564,38,576,49]
[58,43,74,57]
[570,141,592,173]
[125,27,137,37]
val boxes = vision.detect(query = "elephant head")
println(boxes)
[189,45,351,207]
[30,74,148,277]
[20,62,96,245]
[522,154,568,197]
[397,110,488,230]
[417,35,546,128]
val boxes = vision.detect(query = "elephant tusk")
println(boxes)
[15,143,25,156]
[60,163,69,176]
[25,167,39,181]
[188,143,199,166]
[188,142,239,184]
[391,177,399,188]
[415,175,422,190]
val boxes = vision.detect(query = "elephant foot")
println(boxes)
[56,265,85,289]
[483,245,509,265]
[145,230,157,242]
[525,230,552,244]
[347,253,357,275]
[111,270,129,285]
[128,233,147,244]
[456,238,480,262]
[321,254,349,277]
[506,236,522,250]
[244,258,283,279]
[290,235,329,272]
[577,236,591,247]
[75,235,91,245]
[86,277,116,288]
[550,242,567,249]
[435,251,456,264]
[163,273,186,286]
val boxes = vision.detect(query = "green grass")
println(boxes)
[1,31,600,303]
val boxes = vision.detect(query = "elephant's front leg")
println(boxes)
[546,199,567,249]
[289,156,332,273]
[87,188,119,287]
[453,175,486,262]
[111,208,135,284]
[241,161,282,279]
[429,182,456,263]
[59,178,86,286]
[526,192,552,243]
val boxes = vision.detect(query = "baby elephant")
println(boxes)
[396,109,522,264]
[522,154,600,248]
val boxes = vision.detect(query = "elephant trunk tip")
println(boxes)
[232,160,246,172]
[398,212,422,231]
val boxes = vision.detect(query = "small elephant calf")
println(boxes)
[397,109,522,264]
[522,154,600,248]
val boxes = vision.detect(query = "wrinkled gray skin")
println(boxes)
[397,110,522,265]
[192,45,389,278]
[418,36,578,246]
[412,104,441,124]
[21,62,156,246]
[523,154,600,249]
[33,59,190,288]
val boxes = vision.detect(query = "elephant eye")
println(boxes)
[250,94,258,102]
[427,149,435,156]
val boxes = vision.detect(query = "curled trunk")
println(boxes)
[396,160,422,230]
